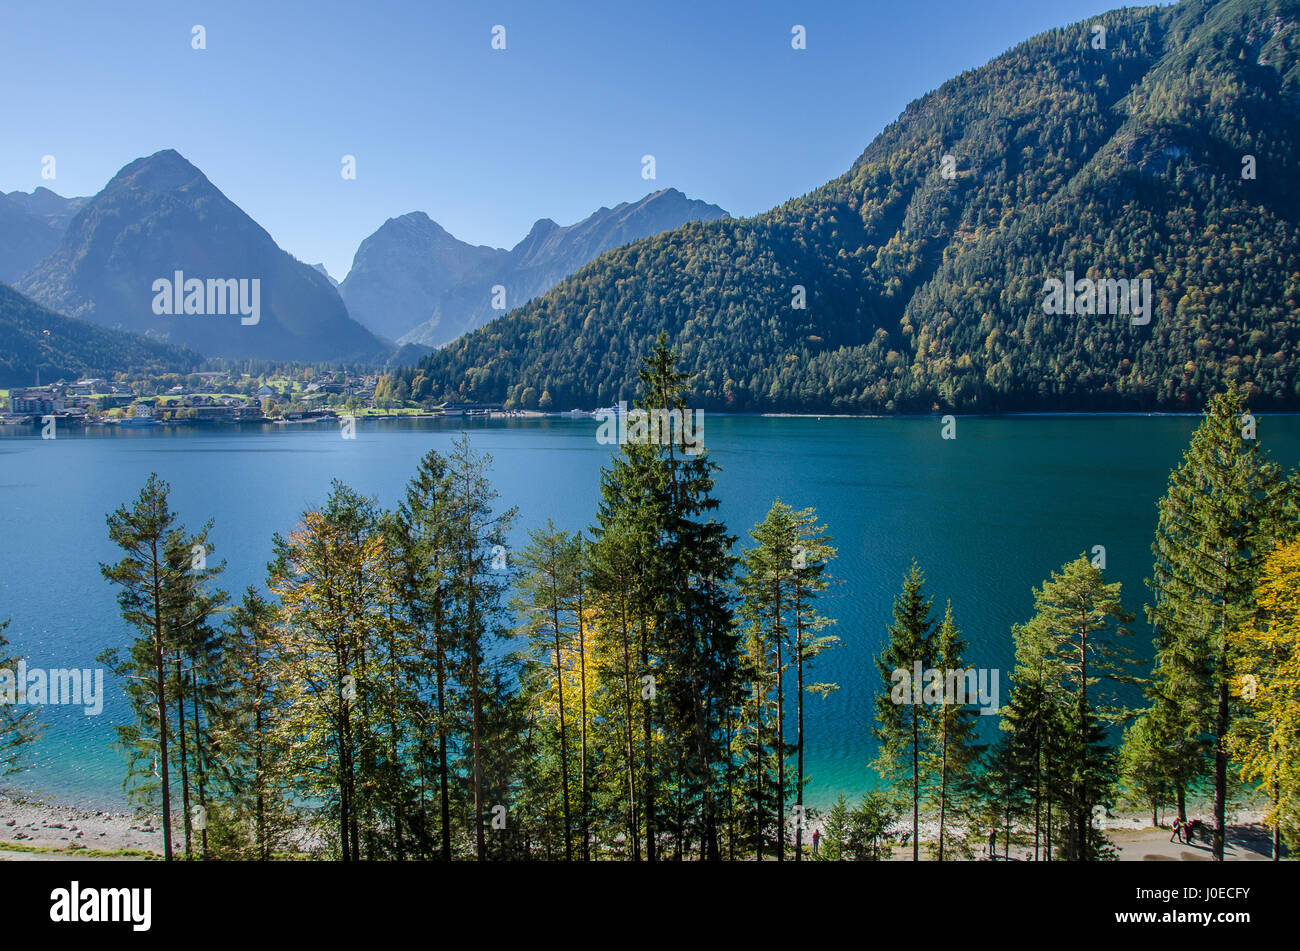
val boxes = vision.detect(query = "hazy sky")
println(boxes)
[1,0,1154,279]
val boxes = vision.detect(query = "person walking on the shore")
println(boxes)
[988,828,997,859]
[1170,816,1184,843]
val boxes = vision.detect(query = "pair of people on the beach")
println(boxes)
[1170,816,1204,844]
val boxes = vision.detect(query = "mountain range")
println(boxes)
[16,151,386,363]
[339,189,728,347]
[0,188,88,284]
[396,0,1300,414]
[0,153,726,367]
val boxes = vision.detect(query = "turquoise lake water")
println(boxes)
[2,414,1297,810]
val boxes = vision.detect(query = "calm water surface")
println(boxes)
[2,414,1297,809]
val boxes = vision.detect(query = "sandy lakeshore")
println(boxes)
[0,794,162,858]
[0,792,1283,861]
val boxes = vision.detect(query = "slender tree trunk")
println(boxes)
[464,481,486,862]
[176,657,192,860]
[911,706,919,861]
[577,578,590,861]
[471,644,484,859]
[1034,731,1041,861]
[1045,766,1053,862]
[938,712,948,861]
[1212,603,1228,862]
[795,588,805,862]
[641,615,655,862]
[152,541,173,861]
[755,651,765,861]
[434,601,451,862]
[1273,783,1282,861]
[1004,802,1010,859]
[1078,612,1089,862]
[551,593,573,861]
[775,592,785,862]
[619,601,639,860]
[337,664,352,862]
[190,666,209,859]
[255,708,266,861]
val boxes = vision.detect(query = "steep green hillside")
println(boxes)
[0,283,199,387]
[399,0,1300,413]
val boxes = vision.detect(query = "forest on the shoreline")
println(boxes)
[3,337,1298,861]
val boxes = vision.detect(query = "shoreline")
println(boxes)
[8,409,1300,433]
[0,790,1278,860]
[0,793,162,857]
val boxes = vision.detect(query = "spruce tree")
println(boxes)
[100,473,220,861]
[738,501,838,859]
[1147,389,1287,860]
[1016,555,1135,860]
[212,588,296,859]
[0,619,41,777]
[817,794,849,861]
[514,522,582,860]
[588,332,738,859]
[391,449,463,860]
[873,562,937,860]
[444,434,517,860]
[924,602,984,860]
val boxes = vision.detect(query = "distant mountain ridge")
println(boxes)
[3,186,89,230]
[311,263,339,288]
[0,188,87,284]
[341,188,728,349]
[339,213,505,344]
[16,150,386,363]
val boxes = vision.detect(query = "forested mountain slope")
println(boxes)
[399,0,1300,413]
[0,283,200,386]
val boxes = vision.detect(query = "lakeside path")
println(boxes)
[1109,824,1281,861]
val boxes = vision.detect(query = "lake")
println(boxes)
[2,413,1297,811]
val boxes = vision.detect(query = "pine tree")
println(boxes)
[99,473,220,861]
[212,588,296,859]
[735,507,793,858]
[924,601,984,860]
[514,521,582,860]
[588,333,738,859]
[1118,709,1180,828]
[586,520,647,858]
[163,521,228,860]
[873,562,937,860]
[817,794,849,861]
[845,790,901,861]
[1147,389,1288,860]
[390,449,462,860]
[737,501,838,859]
[1000,586,1070,861]
[0,618,42,777]
[444,434,517,860]
[1016,555,1135,860]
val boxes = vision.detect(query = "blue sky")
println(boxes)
[1,0,1155,279]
